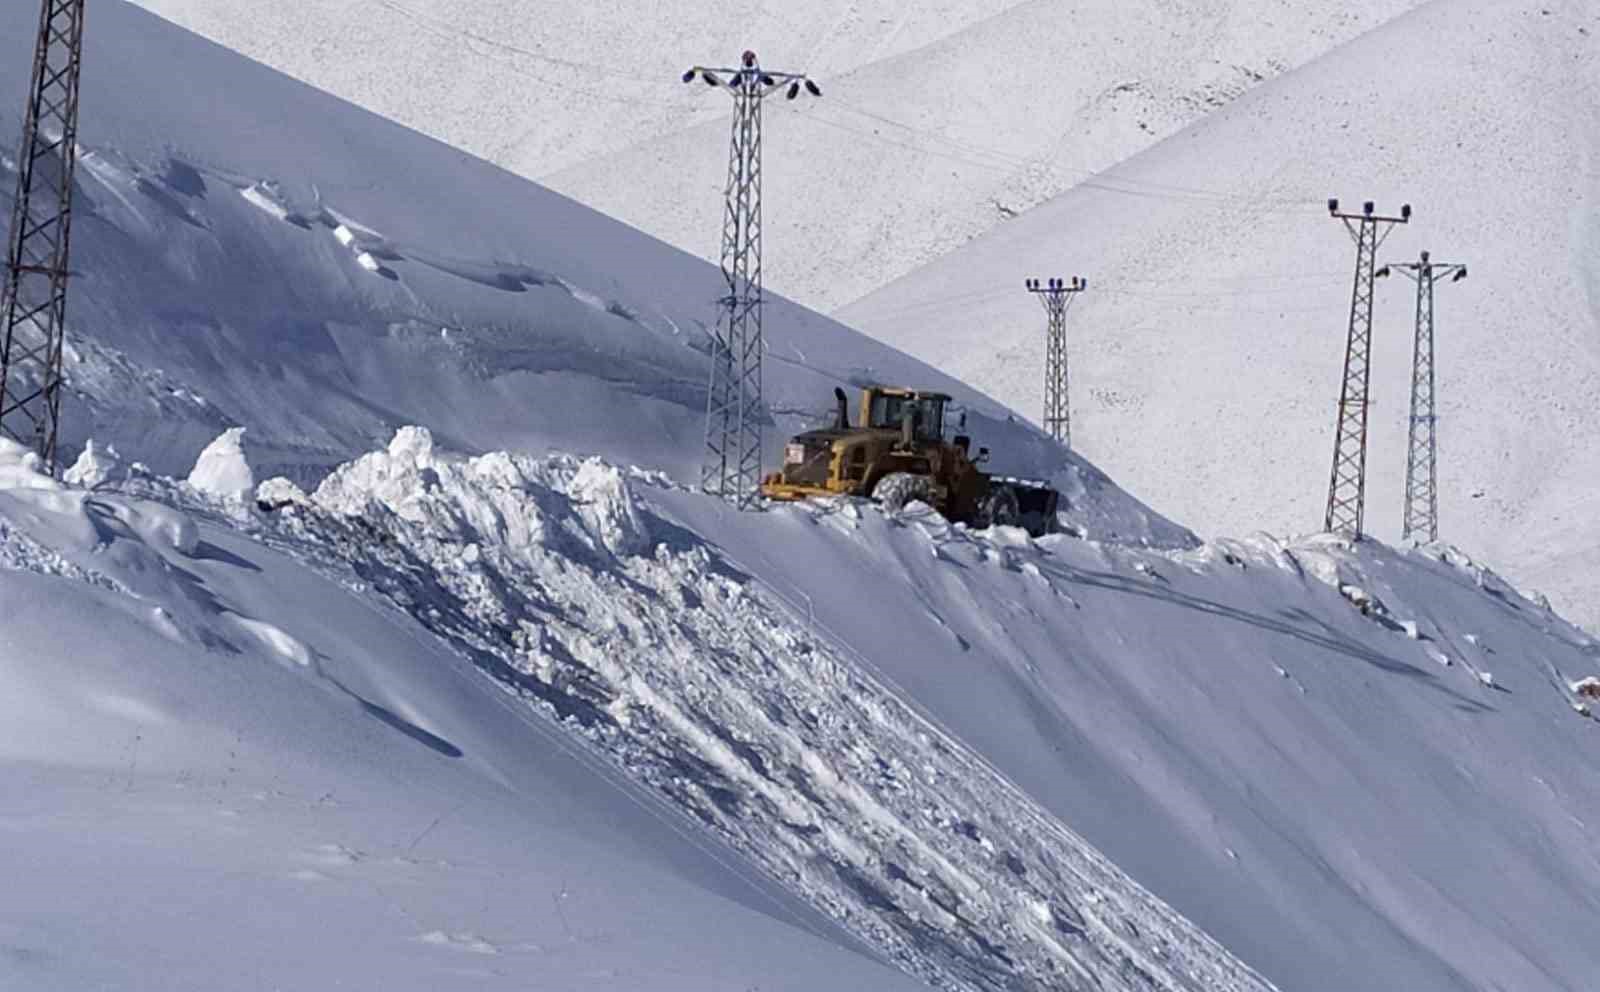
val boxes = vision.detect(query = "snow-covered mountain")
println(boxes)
[126,0,1426,308]
[3,4,1599,992]
[125,0,1600,637]
[845,0,1600,631]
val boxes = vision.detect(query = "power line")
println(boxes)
[811,94,1323,208]
[369,0,703,112]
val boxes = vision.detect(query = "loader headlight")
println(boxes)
[785,443,806,465]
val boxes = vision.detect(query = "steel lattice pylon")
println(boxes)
[682,52,819,507]
[1323,199,1409,539]
[1386,251,1466,544]
[1025,276,1086,447]
[1,0,87,473]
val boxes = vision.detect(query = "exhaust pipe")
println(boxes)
[834,387,850,429]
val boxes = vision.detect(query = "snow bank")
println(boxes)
[312,427,651,561]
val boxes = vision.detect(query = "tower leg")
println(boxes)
[1,0,88,473]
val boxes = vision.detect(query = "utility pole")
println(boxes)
[1379,250,1466,544]
[1,0,88,473]
[1322,198,1409,539]
[682,51,820,507]
[1025,276,1086,447]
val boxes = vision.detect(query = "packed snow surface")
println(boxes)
[0,438,922,992]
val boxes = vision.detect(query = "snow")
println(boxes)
[2,0,1180,552]
[0,437,922,992]
[125,0,1426,308]
[1,4,1598,992]
[186,427,255,499]
[843,0,1600,631]
[123,0,1600,635]
[62,439,124,489]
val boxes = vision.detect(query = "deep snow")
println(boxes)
[0,0,1184,550]
[1,4,1597,992]
[0,439,921,991]
[843,0,1600,631]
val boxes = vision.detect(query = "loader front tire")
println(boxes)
[872,472,935,514]
[978,485,1022,530]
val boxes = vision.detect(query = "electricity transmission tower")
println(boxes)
[1322,198,1410,539]
[1379,250,1466,544]
[1025,276,1086,447]
[682,51,820,507]
[1,0,87,472]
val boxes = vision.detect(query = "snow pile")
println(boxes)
[248,433,1274,992]
[63,439,127,489]
[0,450,922,992]
[309,427,651,560]
[186,427,254,499]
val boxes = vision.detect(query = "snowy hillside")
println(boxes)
[0,441,928,992]
[126,0,1425,308]
[3,5,1599,992]
[2,0,1180,548]
[846,0,1600,630]
[7,420,1599,992]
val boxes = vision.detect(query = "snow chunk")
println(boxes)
[313,426,441,521]
[255,476,309,510]
[1570,676,1600,700]
[0,438,61,492]
[388,424,434,462]
[187,427,254,499]
[64,439,125,488]
[567,458,651,557]
[230,614,314,668]
[124,502,200,556]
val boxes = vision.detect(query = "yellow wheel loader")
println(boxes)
[760,386,1060,536]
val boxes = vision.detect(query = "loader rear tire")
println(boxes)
[872,472,935,514]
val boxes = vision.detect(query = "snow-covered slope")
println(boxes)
[845,0,1600,629]
[0,442,921,992]
[4,5,1599,992]
[126,0,1425,308]
[2,0,1182,548]
[9,418,1599,992]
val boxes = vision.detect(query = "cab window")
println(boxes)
[869,395,944,440]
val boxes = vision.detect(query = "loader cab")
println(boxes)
[860,388,950,443]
